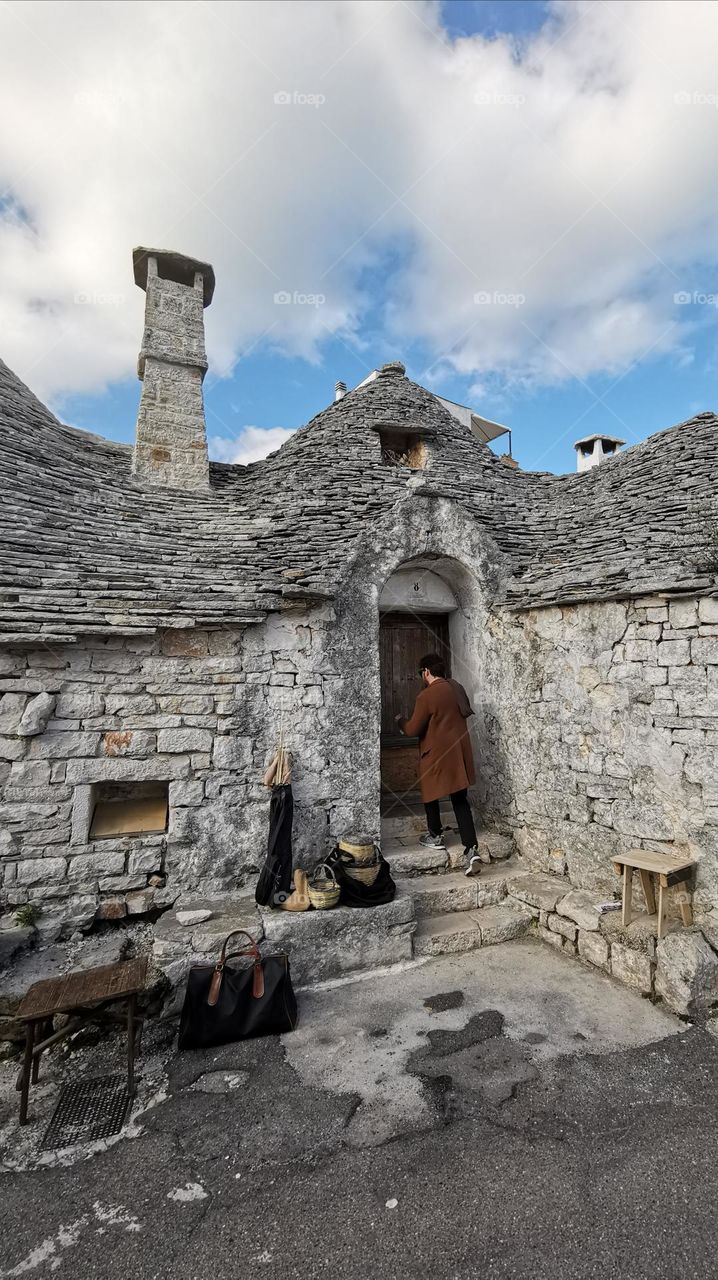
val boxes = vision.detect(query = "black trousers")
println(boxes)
[425,788,477,849]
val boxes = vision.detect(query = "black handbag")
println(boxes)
[178,929,298,1050]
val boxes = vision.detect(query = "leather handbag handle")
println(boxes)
[207,931,265,1007]
[219,929,259,963]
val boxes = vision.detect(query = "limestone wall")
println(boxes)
[0,608,346,940]
[486,594,718,912]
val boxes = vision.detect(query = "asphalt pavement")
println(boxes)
[1,941,716,1280]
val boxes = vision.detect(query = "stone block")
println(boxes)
[15,857,66,885]
[9,761,51,787]
[102,730,156,757]
[56,692,105,720]
[698,598,718,624]
[578,929,610,970]
[29,731,101,759]
[0,737,25,761]
[556,889,602,931]
[98,873,147,891]
[262,895,414,983]
[126,889,155,915]
[548,912,578,942]
[96,896,127,920]
[169,778,205,807]
[66,756,190,785]
[610,942,653,993]
[0,693,28,733]
[655,929,718,1017]
[506,872,566,913]
[128,848,162,874]
[68,850,126,879]
[212,737,254,771]
[17,692,57,737]
[154,897,263,961]
[692,637,718,665]
[657,641,690,666]
[669,600,698,630]
[477,832,515,861]
[0,923,34,967]
[537,924,564,950]
[158,727,213,754]
[478,905,532,945]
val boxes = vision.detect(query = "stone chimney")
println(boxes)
[335,381,347,402]
[573,433,625,474]
[132,247,215,489]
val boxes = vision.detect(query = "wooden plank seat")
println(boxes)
[16,956,147,1126]
[612,850,696,940]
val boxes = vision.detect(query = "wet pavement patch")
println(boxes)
[423,991,465,1014]
[408,1010,538,1109]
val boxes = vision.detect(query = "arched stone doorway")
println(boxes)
[379,563,460,804]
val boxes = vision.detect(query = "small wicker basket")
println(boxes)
[308,863,341,910]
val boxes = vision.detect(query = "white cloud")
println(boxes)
[1,0,718,401]
[209,425,295,464]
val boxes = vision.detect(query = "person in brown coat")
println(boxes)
[397,653,481,876]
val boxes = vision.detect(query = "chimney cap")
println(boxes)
[573,432,625,450]
[133,246,215,306]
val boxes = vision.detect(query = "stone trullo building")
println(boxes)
[1,246,718,1021]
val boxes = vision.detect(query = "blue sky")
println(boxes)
[4,0,717,475]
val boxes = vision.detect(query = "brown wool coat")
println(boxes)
[400,678,476,804]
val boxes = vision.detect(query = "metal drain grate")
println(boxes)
[41,1076,132,1150]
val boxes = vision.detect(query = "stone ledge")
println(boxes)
[261,893,415,984]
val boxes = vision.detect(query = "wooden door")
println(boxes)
[380,612,451,743]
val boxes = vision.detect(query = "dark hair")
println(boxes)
[419,652,446,678]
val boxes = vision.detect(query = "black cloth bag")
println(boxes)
[178,930,298,1050]
[255,782,294,906]
[326,847,396,908]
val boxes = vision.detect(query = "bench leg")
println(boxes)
[622,865,634,927]
[19,1022,35,1125]
[639,869,656,916]
[678,886,693,927]
[657,883,667,939]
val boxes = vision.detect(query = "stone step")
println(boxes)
[383,838,448,877]
[413,903,533,958]
[396,863,515,917]
[261,890,416,986]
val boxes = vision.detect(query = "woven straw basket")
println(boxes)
[343,860,380,887]
[338,833,378,866]
[308,863,340,910]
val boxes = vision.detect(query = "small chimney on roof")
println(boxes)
[335,381,347,402]
[132,246,215,490]
[573,433,625,474]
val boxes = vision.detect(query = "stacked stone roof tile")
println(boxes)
[0,357,715,644]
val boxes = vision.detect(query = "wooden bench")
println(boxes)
[612,850,695,940]
[16,956,147,1125]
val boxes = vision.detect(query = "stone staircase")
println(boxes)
[382,800,532,959]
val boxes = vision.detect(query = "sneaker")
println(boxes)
[419,832,445,849]
[464,850,482,877]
